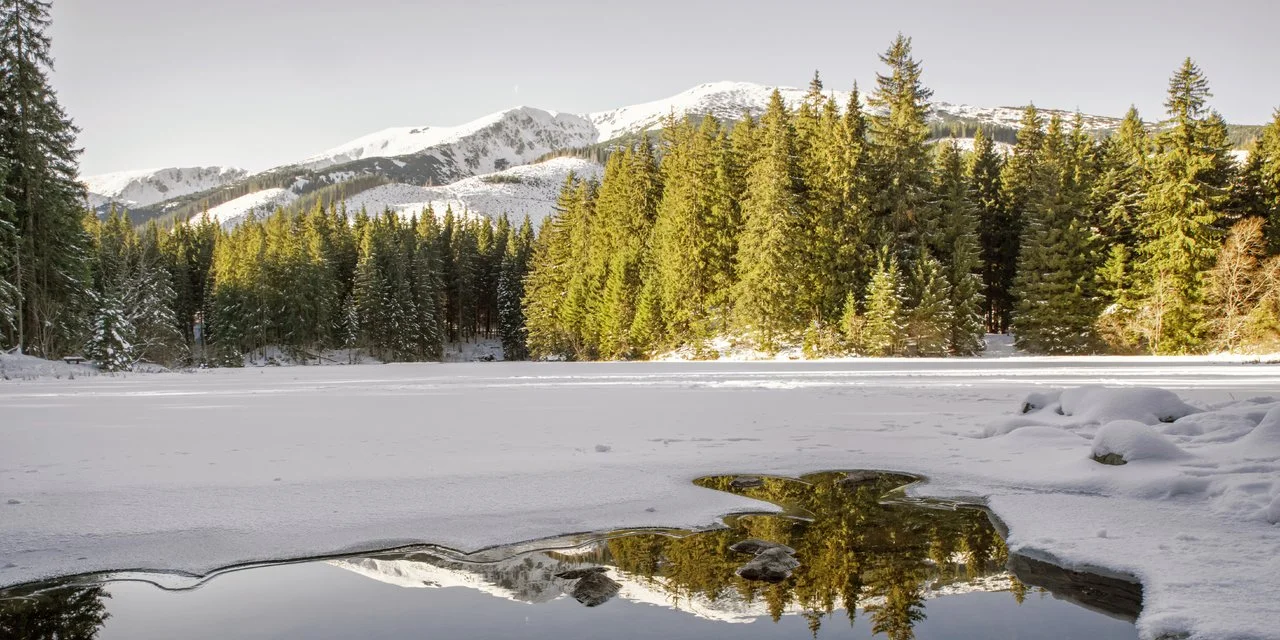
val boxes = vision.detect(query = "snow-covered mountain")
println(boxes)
[93,80,1144,224]
[297,106,598,178]
[341,157,602,225]
[586,80,1125,141]
[82,166,248,210]
[273,81,1124,192]
[200,157,601,228]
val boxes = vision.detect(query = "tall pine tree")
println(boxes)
[968,129,1010,332]
[932,142,985,354]
[1135,59,1233,353]
[1011,115,1100,354]
[732,90,806,349]
[0,0,91,355]
[867,34,935,260]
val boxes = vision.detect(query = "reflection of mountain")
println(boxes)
[331,472,1027,634]
[332,552,574,605]
[332,541,1018,625]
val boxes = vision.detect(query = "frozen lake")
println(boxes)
[2,358,1279,639]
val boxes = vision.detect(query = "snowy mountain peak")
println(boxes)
[588,80,1127,141]
[82,165,248,209]
[91,80,1136,223]
[588,81,801,141]
[297,106,596,172]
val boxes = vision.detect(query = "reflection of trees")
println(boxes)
[0,587,110,640]
[608,472,1007,637]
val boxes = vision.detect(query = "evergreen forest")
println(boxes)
[3,1,1280,369]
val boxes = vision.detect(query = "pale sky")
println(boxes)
[49,0,1280,176]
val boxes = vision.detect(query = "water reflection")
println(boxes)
[335,472,1024,639]
[0,471,1139,640]
[0,586,109,640]
[612,472,1013,638]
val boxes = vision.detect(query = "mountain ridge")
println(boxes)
[80,80,1257,224]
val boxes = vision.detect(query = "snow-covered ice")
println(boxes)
[2,358,1279,639]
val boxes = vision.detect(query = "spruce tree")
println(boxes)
[860,256,905,356]
[732,90,806,349]
[838,292,864,352]
[1092,107,1149,251]
[1011,115,1100,354]
[728,111,759,203]
[1135,59,1233,353]
[589,136,660,357]
[1244,110,1280,251]
[163,211,218,358]
[83,290,131,372]
[524,177,589,359]
[1095,243,1142,352]
[596,248,643,358]
[558,181,598,358]
[996,105,1050,341]
[131,221,182,364]
[83,209,181,368]
[497,215,534,360]
[904,252,954,357]
[867,34,935,258]
[932,142,985,355]
[802,87,872,325]
[412,213,444,359]
[834,85,873,305]
[0,160,14,337]
[651,116,731,347]
[0,0,92,355]
[968,129,1010,332]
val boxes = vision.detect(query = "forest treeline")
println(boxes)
[77,205,535,370]
[3,0,1279,369]
[523,38,1280,360]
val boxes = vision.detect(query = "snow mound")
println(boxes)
[992,386,1200,439]
[1018,385,1203,425]
[1091,420,1190,463]
[1237,405,1280,448]
[1060,386,1201,424]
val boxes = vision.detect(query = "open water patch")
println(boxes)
[0,471,1138,639]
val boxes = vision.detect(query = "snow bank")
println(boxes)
[0,351,98,380]
[237,341,501,366]
[3,361,1280,639]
